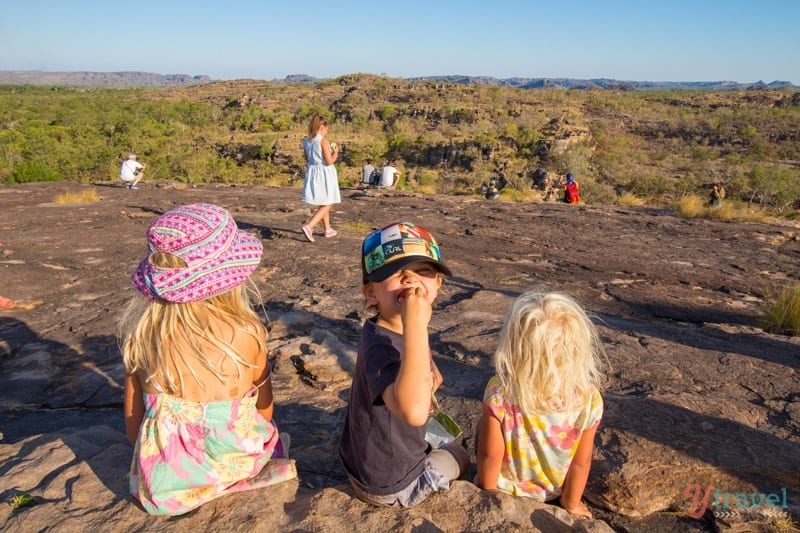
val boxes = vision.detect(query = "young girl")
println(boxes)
[120,202,296,515]
[476,291,604,518]
[301,114,341,242]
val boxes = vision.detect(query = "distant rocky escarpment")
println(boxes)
[1,70,795,90]
[405,75,798,91]
[284,73,797,91]
[0,71,212,87]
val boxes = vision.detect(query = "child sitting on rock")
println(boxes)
[338,222,469,507]
[563,173,580,203]
[476,291,605,518]
[120,202,295,515]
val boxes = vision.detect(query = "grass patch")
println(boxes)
[773,514,799,533]
[705,202,739,220]
[8,491,38,510]
[498,188,539,202]
[674,195,706,218]
[673,196,771,223]
[759,283,800,337]
[54,189,100,204]
[615,193,646,206]
[412,183,439,195]
[341,220,373,235]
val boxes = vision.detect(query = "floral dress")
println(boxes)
[129,385,296,515]
[482,376,603,500]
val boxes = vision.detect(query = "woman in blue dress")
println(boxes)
[301,115,341,242]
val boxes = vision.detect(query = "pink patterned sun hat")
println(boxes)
[131,203,263,303]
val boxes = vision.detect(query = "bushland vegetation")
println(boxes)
[1,74,799,216]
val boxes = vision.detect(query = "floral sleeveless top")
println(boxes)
[482,376,603,500]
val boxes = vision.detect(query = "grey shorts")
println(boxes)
[348,447,462,508]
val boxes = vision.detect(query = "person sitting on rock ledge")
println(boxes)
[120,203,296,515]
[563,173,580,204]
[379,161,401,188]
[477,291,605,518]
[338,222,469,508]
[709,182,726,208]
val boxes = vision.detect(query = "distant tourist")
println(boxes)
[484,177,500,200]
[563,173,580,204]
[301,115,341,242]
[379,161,401,188]
[476,291,605,519]
[709,183,726,208]
[361,161,378,187]
[119,153,145,189]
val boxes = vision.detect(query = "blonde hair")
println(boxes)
[307,114,328,138]
[494,291,604,414]
[119,252,266,395]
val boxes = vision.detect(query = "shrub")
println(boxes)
[759,283,800,337]
[581,181,617,205]
[8,162,63,184]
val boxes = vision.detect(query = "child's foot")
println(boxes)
[0,296,15,309]
[129,185,139,190]
[324,228,338,238]
[301,225,315,242]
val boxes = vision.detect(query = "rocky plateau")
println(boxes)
[1,181,798,532]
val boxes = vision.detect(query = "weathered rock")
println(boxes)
[1,182,799,532]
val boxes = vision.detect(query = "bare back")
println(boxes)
[137,315,268,402]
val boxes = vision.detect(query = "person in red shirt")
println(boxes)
[564,173,580,204]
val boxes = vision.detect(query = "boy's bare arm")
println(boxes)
[382,286,433,426]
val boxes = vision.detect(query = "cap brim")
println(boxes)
[364,256,452,283]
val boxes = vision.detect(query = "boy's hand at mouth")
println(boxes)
[400,286,432,330]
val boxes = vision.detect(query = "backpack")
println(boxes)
[362,167,378,185]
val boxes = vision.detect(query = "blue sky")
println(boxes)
[2,0,798,84]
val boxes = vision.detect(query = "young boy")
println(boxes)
[338,222,469,507]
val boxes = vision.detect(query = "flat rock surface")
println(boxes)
[1,182,799,532]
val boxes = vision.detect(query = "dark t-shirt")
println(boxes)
[338,318,429,495]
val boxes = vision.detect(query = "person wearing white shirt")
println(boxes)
[379,161,400,188]
[120,153,145,189]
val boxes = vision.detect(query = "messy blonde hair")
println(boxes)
[119,252,266,395]
[307,114,327,138]
[494,291,604,414]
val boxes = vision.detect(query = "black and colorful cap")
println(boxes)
[361,222,451,282]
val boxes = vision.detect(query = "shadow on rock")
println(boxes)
[589,394,800,517]
[602,312,800,369]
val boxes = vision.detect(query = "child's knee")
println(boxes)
[435,443,469,479]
